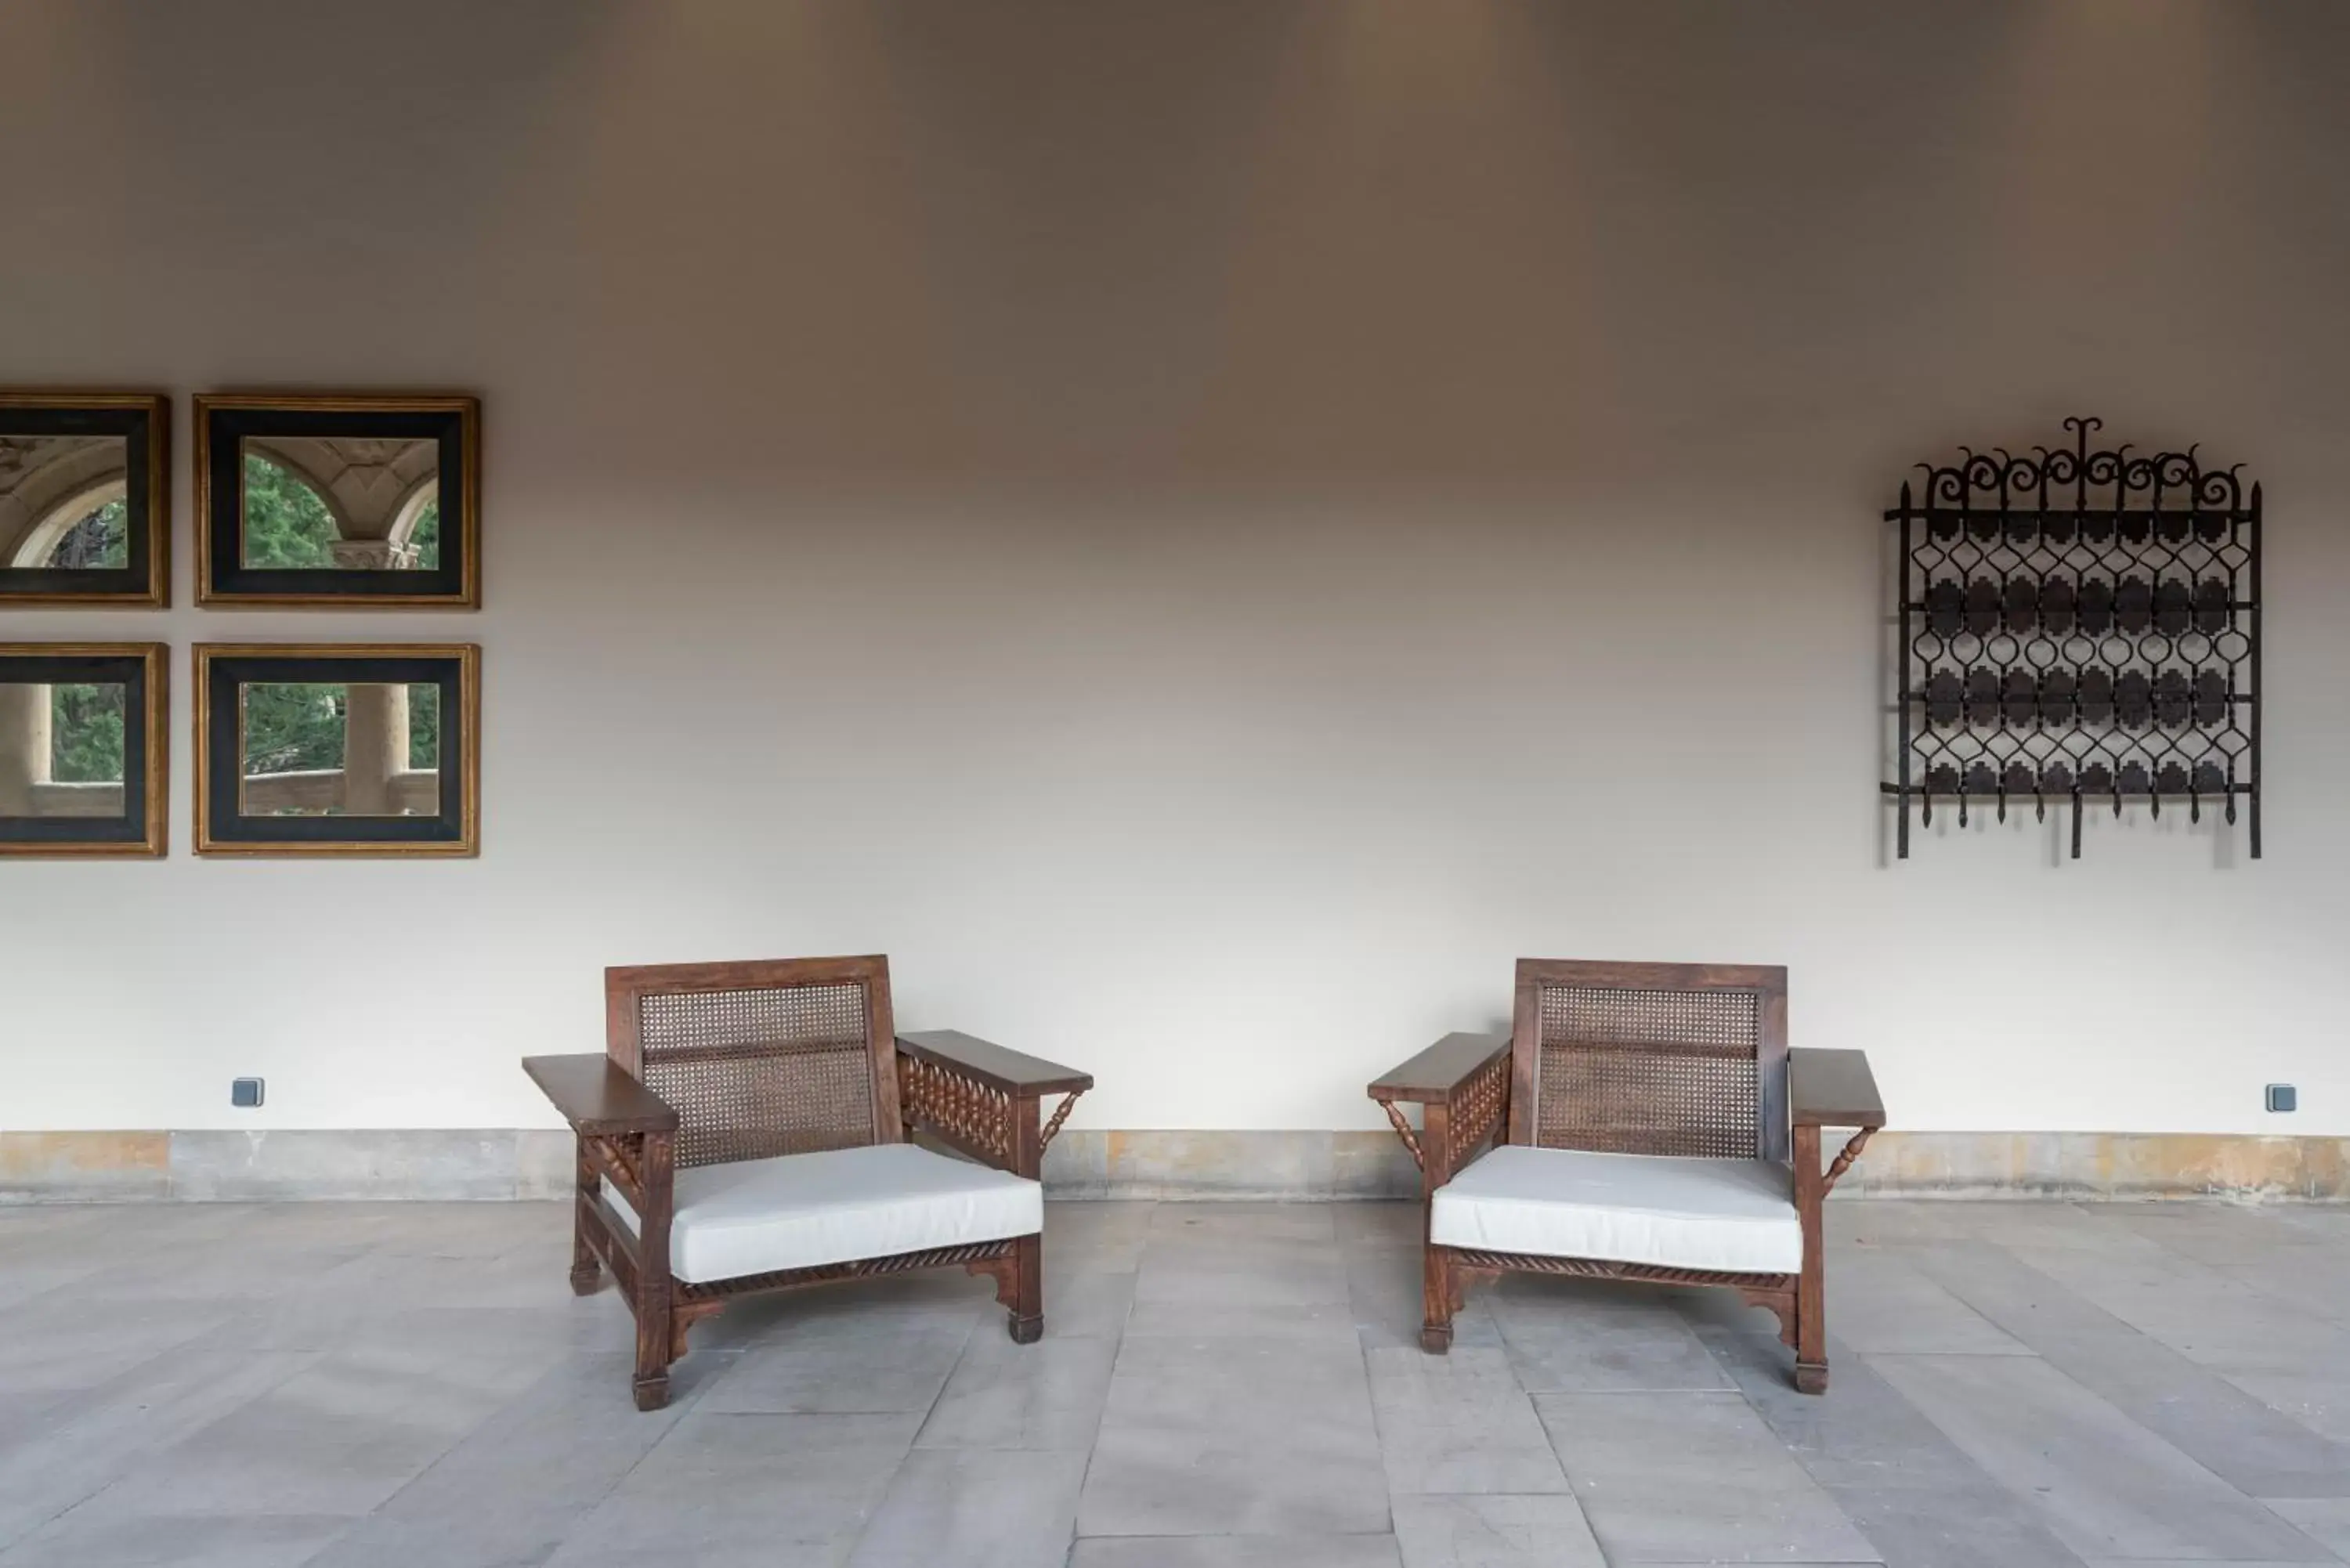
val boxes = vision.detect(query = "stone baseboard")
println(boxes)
[1037,1131,1422,1201]
[0,1128,2343,1203]
[1834,1130,2348,1201]
[0,1130,572,1203]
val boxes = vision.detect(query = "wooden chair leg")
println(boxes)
[1793,1123,1828,1394]
[633,1299,675,1411]
[1007,1232,1043,1344]
[1421,1243,1455,1353]
[569,1137,602,1296]
[1417,1101,1458,1353]
[632,1131,678,1411]
[1794,1266,1827,1394]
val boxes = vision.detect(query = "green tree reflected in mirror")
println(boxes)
[240,453,338,568]
[237,681,441,816]
[44,500,128,569]
[49,683,125,783]
[408,500,440,570]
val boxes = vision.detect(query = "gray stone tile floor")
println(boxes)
[2,1198,2348,1566]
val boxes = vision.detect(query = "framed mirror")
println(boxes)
[195,395,479,608]
[194,644,479,856]
[0,644,168,857]
[0,394,170,607]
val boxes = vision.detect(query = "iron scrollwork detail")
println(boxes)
[1885,417,2261,860]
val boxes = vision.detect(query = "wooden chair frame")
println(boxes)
[524,956,1090,1411]
[1368,959,1882,1393]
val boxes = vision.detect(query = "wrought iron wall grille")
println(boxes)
[1884,417,2261,861]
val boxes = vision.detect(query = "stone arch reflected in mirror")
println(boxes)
[240,437,440,571]
[0,396,168,606]
[197,396,476,607]
[388,477,441,571]
[11,477,131,569]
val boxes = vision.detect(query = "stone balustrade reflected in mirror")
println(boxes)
[0,645,167,857]
[0,678,128,818]
[235,681,443,818]
[197,645,478,858]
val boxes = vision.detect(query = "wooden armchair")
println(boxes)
[1367,960,1882,1393]
[523,955,1090,1411]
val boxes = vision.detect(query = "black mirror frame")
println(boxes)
[0,393,170,608]
[193,642,480,858]
[194,394,480,609]
[0,642,168,858]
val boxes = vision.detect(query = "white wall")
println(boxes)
[2,0,2346,1138]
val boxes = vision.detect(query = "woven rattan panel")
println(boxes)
[638,984,876,1168]
[1535,985,1761,1158]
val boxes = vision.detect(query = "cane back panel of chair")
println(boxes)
[609,959,895,1170]
[1518,963,1788,1162]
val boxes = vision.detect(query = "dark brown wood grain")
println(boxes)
[1509,966,1540,1148]
[522,1054,679,1134]
[569,1136,601,1297]
[1793,1120,1828,1393]
[1419,1099,1455,1352]
[1006,1095,1044,1341]
[631,1129,676,1411]
[1367,1032,1509,1103]
[1364,959,1880,1396]
[1756,969,1791,1165]
[1789,1048,1886,1128]
[1513,958,1788,992]
[896,1030,1094,1098]
[530,955,1084,1411]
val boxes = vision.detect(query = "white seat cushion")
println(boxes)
[606,1141,1043,1285]
[1430,1143,1802,1275]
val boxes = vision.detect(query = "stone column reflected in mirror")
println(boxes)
[0,682,51,815]
[341,683,410,816]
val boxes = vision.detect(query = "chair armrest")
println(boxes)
[1367,1031,1509,1106]
[1368,1032,1512,1189]
[1790,1048,1885,1129]
[895,1031,1092,1098]
[522,1054,678,1136]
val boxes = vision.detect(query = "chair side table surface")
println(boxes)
[522,1053,678,1135]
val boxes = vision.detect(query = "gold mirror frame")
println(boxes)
[0,642,168,857]
[193,643,480,858]
[194,394,481,609]
[0,393,171,608]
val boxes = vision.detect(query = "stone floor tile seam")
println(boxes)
[355,1353,686,1556]
[2255,1498,2350,1565]
[0,1342,324,1550]
[13,1201,2350,1567]
[1862,1343,2245,1489]
[1352,1299,1401,1542]
[1860,1347,2336,1562]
